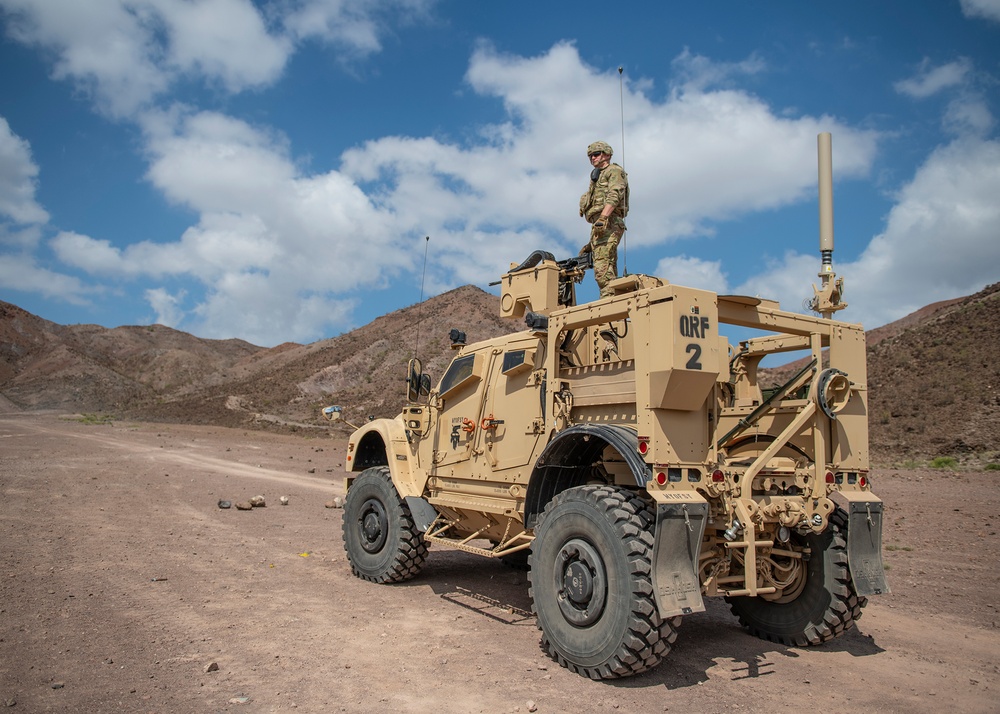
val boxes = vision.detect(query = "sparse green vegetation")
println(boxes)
[930,456,958,469]
[985,463,1000,471]
[884,544,913,552]
[74,413,115,425]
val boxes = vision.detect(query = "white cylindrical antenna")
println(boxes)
[817,132,834,269]
[810,133,846,317]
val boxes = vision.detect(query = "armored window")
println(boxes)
[438,354,480,397]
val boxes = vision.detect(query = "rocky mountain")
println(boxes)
[0,286,519,430]
[2,281,998,461]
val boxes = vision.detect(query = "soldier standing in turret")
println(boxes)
[579,141,629,298]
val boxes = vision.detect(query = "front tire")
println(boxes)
[726,509,865,646]
[342,466,428,583]
[529,485,679,679]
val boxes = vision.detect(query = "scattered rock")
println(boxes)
[204,662,219,673]
[325,497,343,509]
[279,496,289,506]
[229,695,251,704]
[249,495,266,507]
[526,700,537,712]
[307,468,316,474]
[51,682,64,690]
[218,500,232,509]
[4,697,17,707]
[235,502,253,511]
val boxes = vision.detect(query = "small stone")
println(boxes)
[4,696,16,707]
[526,701,537,713]
[204,662,219,673]
[325,497,343,509]
[249,495,266,507]
[279,496,289,506]
[218,500,231,509]
[229,695,251,704]
[308,468,316,474]
[235,502,253,511]
[51,682,64,690]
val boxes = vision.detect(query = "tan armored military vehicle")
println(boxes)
[327,134,888,679]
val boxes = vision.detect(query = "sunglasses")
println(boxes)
[589,152,604,158]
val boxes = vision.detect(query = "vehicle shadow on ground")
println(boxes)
[612,599,886,691]
[402,549,886,690]
[401,549,535,625]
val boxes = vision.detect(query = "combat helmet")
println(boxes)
[587,141,613,156]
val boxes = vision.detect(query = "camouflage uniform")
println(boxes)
[579,142,629,297]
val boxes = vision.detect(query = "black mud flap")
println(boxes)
[404,496,439,533]
[651,501,708,617]
[843,499,891,596]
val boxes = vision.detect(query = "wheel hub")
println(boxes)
[359,498,388,554]
[554,538,607,627]
[564,561,594,603]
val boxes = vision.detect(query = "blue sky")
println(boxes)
[1,0,998,347]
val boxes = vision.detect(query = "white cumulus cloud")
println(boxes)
[894,58,972,99]
[961,0,1000,22]
[0,117,49,225]
[729,136,1000,330]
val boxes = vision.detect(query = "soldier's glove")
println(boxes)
[592,216,608,231]
[578,242,592,256]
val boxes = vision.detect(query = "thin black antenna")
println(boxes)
[618,66,626,171]
[413,235,430,360]
[618,66,628,275]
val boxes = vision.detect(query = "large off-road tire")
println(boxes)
[342,466,428,583]
[726,509,866,646]
[529,485,680,679]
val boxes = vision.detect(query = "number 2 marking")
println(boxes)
[685,343,702,370]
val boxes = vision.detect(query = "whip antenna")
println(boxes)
[413,235,430,360]
[618,66,628,275]
[618,66,626,171]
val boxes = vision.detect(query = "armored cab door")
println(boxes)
[430,349,491,471]
[476,337,545,474]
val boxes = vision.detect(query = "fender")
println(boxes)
[524,423,651,528]
[346,416,423,498]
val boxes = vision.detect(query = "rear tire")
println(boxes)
[529,485,679,679]
[342,466,428,583]
[726,509,865,646]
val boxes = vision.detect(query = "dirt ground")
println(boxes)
[1,414,998,713]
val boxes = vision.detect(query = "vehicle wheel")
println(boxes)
[491,541,530,571]
[342,466,428,583]
[726,508,866,646]
[528,485,680,679]
[499,550,530,571]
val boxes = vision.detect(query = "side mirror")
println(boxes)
[322,405,343,423]
[407,358,424,402]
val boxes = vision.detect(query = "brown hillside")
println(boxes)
[118,285,519,429]
[866,282,1000,459]
[3,282,998,460]
[0,301,260,413]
